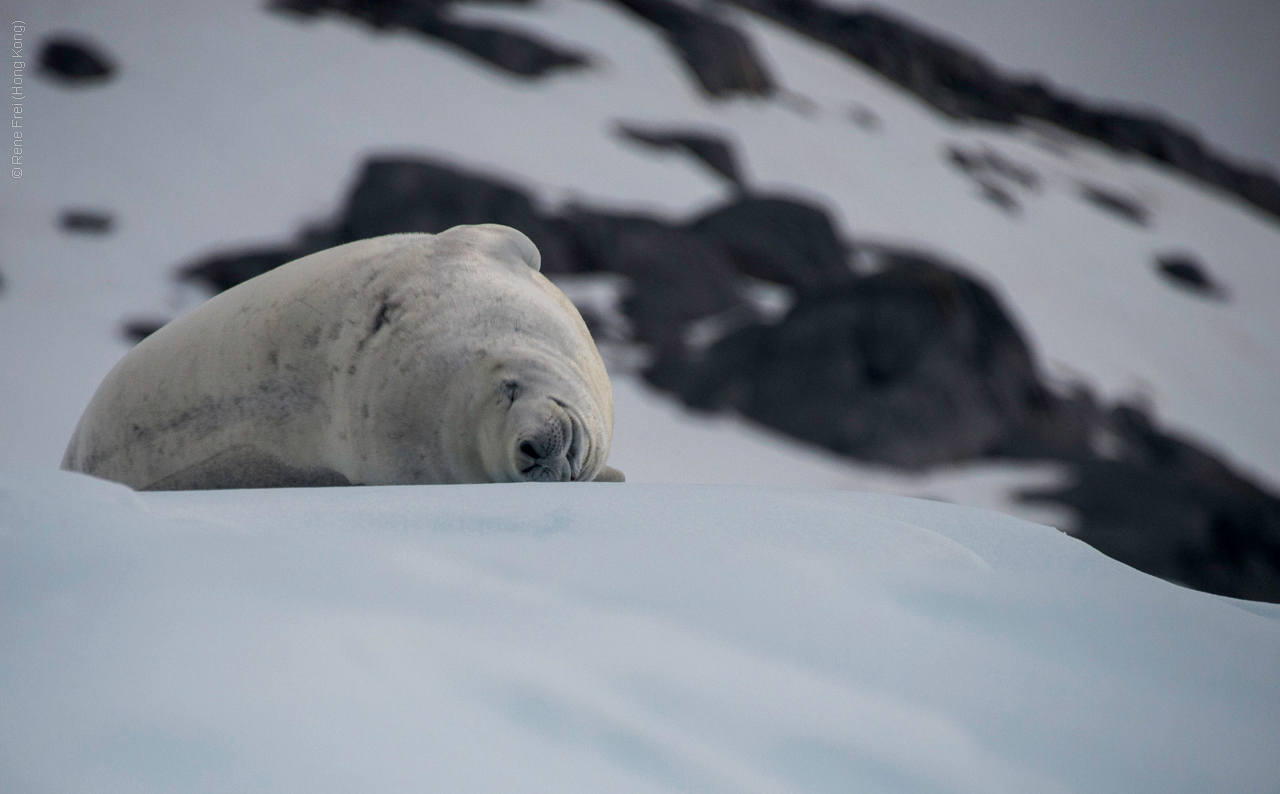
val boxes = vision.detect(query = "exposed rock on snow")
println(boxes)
[119,318,167,344]
[265,0,1280,218]
[337,158,572,265]
[944,143,1040,215]
[691,196,851,291]
[57,209,114,235]
[37,37,116,84]
[1077,183,1150,227]
[271,0,591,77]
[657,250,1051,468]
[558,207,747,357]
[615,122,747,189]
[719,0,1280,221]
[1026,404,1280,602]
[1155,253,1225,299]
[606,0,774,97]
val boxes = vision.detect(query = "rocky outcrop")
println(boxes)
[267,0,1280,221]
[659,252,1051,467]
[616,123,746,189]
[691,196,851,291]
[718,0,1280,222]
[271,0,590,78]
[607,0,774,97]
[1021,406,1280,601]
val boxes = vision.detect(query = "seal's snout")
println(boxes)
[513,401,585,483]
[515,435,572,482]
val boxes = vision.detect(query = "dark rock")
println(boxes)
[1079,184,1150,226]
[180,157,577,290]
[39,37,116,83]
[1156,253,1225,298]
[944,144,1043,215]
[411,15,590,77]
[665,251,1048,468]
[558,209,743,356]
[337,157,574,272]
[717,0,1280,222]
[945,144,1039,190]
[847,104,881,130]
[691,195,852,290]
[271,0,590,78]
[1022,405,1280,601]
[181,247,301,294]
[978,183,1019,214]
[58,209,114,234]
[616,123,746,188]
[121,318,168,344]
[608,0,774,98]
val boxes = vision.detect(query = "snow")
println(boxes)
[3,468,1278,793]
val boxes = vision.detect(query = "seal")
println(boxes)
[62,225,625,489]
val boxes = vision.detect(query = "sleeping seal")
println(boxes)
[62,225,624,489]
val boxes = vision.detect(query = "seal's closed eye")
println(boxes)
[502,380,521,405]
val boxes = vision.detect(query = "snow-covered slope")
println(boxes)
[3,469,1278,793]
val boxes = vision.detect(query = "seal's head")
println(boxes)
[462,356,613,483]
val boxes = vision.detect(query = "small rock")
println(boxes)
[1155,253,1225,298]
[979,182,1019,214]
[181,248,300,294]
[59,209,114,234]
[847,104,881,130]
[121,318,167,344]
[39,37,116,83]
[1079,184,1150,227]
[616,123,745,188]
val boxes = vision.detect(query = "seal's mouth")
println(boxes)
[514,398,588,483]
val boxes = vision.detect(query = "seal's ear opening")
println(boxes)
[593,466,625,483]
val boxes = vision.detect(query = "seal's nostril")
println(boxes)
[519,441,538,460]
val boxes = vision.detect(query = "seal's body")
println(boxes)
[62,225,623,489]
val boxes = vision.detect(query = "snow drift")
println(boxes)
[2,469,1278,793]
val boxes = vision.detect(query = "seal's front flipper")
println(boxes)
[593,466,625,483]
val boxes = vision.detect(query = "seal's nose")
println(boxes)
[516,439,572,482]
